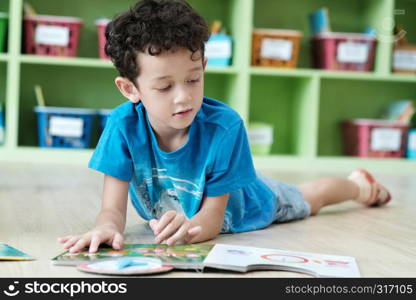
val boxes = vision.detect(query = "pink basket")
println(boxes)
[96,18,110,60]
[341,119,408,158]
[23,15,83,57]
[312,32,377,71]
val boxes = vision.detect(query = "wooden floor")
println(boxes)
[1,161,415,277]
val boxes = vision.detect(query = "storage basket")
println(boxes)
[311,32,377,71]
[0,12,8,53]
[98,109,112,135]
[341,119,408,158]
[95,18,110,60]
[392,44,416,74]
[248,122,274,155]
[23,15,83,57]
[0,103,4,145]
[407,128,416,159]
[252,29,302,68]
[34,106,96,149]
[205,33,232,67]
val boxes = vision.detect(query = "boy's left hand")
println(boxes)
[149,210,201,246]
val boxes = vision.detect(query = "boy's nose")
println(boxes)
[174,88,192,104]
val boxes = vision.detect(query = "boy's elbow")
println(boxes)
[208,228,222,241]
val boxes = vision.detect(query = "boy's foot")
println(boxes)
[348,168,391,207]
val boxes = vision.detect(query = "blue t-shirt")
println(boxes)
[89,97,277,233]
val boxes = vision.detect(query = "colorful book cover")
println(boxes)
[381,100,414,123]
[0,242,35,261]
[309,7,331,35]
[51,243,214,270]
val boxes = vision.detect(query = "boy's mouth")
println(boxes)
[173,108,193,117]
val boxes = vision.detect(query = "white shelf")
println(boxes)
[253,155,416,175]
[2,147,415,174]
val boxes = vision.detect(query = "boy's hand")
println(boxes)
[57,225,124,254]
[149,210,201,246]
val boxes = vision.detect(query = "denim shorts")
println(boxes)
[257,172,311,223]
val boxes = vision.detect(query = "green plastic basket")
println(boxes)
[0,12,8,53]
[248,122,274,155]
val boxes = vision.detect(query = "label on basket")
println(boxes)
[393,50,416,71]
[49,116,84,138]
[205,40,232,59]
[408,131,416,150]
[260,38,293,61]
[35,25,70,46]
[337,42,369,63]
[370,128,402,151]
[248,127,274,145]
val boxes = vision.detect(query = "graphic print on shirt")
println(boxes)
[132,168,204,219]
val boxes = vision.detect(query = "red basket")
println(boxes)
[23,15,83,57]
[341,119,409,158]
[311,32,377,71]
[95,18,110,60]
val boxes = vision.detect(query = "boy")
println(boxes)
[58,0,391,253]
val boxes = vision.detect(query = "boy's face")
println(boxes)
[118,48,206,133]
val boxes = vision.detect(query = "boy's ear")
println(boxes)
[114,77,141,103]
[203,57,208,71]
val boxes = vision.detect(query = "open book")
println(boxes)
[0,242,35,261]
[52,243,360,277]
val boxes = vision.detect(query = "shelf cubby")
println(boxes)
[0,1,9,11]
[318,78,416,156]
[0,62,6,97]
[394,0,416,45]
[248,75,319,156]
[18,64,120,147]
[204,72,235,101]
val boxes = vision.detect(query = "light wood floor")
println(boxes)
[1,161,415,277]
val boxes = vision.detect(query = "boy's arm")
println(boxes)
[187,193,229,243]
[97,174,129,232]
[58,175,129,253]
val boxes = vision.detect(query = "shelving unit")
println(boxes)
[1,0,415,174]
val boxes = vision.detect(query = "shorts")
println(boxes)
[257,172,311,223]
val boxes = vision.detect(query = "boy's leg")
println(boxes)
[298,169,391,215]
[297,177,359,215]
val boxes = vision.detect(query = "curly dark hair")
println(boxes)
[105,0,210,83]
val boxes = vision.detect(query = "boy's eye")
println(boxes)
[188,77,200,83]
[156,85,171,92]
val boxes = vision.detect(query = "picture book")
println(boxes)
[52,243,360,277]
[0,242,35,261]
[203,244,361,278]
[51,244,213,270]
[380,100,414,124]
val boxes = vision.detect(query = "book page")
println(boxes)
[203,244,360,277]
